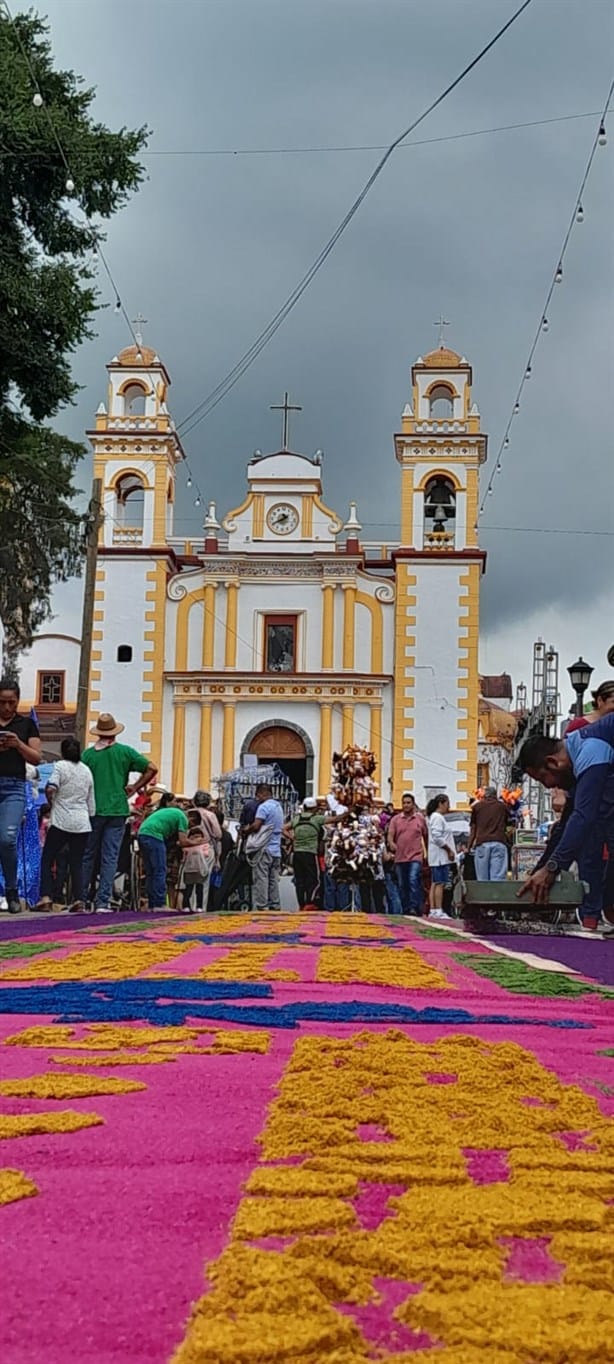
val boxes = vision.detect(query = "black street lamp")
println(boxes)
[567,656,594,718]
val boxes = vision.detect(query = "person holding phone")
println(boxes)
[0,678,42,913]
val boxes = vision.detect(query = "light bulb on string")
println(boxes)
[194,496,201,507]
[599,123,607,146]
[514,402,520,414]
[496,462,502,472]
[503,437,510,448]
[542,317,549,332]
[32,91,43,108]
[555,263,563,284]
[186,475,192,488]
[525,364,532,379]
[487,487,493,496]
[65,177,74,194]
[114,298,121,314]
[577,203,584,223]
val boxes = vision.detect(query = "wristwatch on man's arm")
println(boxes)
[544,858,560,876]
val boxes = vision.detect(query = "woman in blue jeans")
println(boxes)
[0,679,42,914]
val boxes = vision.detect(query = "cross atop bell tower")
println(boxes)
[433,314,451,348]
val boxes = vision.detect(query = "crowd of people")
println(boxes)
[1,672,612,929]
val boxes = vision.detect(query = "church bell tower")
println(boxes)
[391,340,487,806]
[86,338,184,761]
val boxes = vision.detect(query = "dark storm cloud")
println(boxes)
[39,0,614,639]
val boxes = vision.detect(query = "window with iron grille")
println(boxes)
[38,672,65,706]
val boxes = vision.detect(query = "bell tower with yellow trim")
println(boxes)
[86,342,184,763]
[391,343,487,807]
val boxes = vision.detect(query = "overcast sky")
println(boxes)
[36,0,613,710]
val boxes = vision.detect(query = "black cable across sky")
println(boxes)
[176,0,535,439]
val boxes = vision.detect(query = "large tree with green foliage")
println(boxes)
[0,10,148,661]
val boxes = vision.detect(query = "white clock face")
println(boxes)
[266,502,299,535]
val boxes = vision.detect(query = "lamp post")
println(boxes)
[567,656,594,719]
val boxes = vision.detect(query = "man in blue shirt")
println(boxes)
[518,712,614,925]
[247,783,284,910]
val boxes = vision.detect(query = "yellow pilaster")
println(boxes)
[400,467,414,546]
[203,583,216,669]
[318,704,332,795]
[392,564,417,804]
[224,582,238,669]
[199,703,212,790]
[342,584,356,670]
[171,704,186,795]
[342,704,353,749]
[457,564,481,805]
[221,703,235,773]
[321,584,334,669]
[369,704,382,781]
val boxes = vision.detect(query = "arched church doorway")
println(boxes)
[245,722,313,799]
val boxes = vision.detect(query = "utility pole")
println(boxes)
[75,478,103,748]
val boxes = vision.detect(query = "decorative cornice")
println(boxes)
[166,671,391,703]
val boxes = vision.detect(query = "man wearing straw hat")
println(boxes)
[81,713,157,912]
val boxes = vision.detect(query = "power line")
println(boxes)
[479,81,613,514]
[175,0,536,440]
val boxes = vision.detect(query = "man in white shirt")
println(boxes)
[247,783,284,910]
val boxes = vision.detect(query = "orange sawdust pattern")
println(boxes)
[198,945,300,982]
[0,941,193,980]
[6,1023,271,1064]
[163,912,306,936]
[317,945,449,989]
[0,1111,103,1140]
[0,1074,146,1099]
[0,1168,39,1205]
[173,1031,614,1363]
[324,913,393,939]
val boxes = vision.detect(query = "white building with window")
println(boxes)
[23,339,487,801]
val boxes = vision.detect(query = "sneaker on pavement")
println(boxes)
[7,892,21,915]
[94,906,115,914]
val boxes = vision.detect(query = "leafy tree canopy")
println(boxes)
[0,10,148,658]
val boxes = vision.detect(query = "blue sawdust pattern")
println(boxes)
[0,980,590,1029]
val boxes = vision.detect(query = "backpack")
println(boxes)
[183,842,214,885]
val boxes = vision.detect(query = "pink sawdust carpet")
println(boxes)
[0,910,613,1364]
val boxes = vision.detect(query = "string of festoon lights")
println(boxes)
[478,79,613,518]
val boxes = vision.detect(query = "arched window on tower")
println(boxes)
[423,476,456,547]
[428,385,454,419]
[115,473,145,530]
[123,382,147,416]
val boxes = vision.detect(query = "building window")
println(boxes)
[428,384,454,418]
[115,472,145,529]
[264,615,297,673]
[477,762,490,789]
[117,645,133,663]
[123,382,147,416]
[37,671,65,707]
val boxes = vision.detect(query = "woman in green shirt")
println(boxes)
[138,795,196,910]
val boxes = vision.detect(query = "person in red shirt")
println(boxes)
[387,792,428,916]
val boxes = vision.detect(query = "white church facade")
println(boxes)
[19,339,487,805]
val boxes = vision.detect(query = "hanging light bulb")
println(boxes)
[503,437,510,448]
[598,123,607,146]
[114,298,121,313]
[186,475,192,488]
[555,262,563,284]
[576,203,584,223]
[525,364,532,379]
[514,402,520,414]
[542,317,549,332]
[496,461,502,472]
[194,495,201,507]
[32,91,43,108]
[65,177,74,193]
